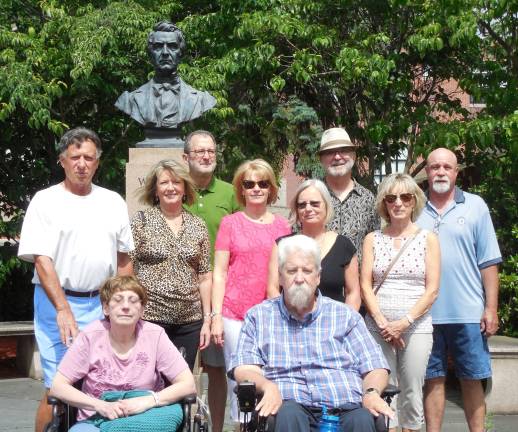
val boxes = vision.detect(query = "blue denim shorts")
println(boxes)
[426,323,492,380]
[34,284,103,387]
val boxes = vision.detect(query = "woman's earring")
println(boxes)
[182,194,186,203]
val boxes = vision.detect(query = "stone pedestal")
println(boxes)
[125,148,186,217]
[485,335,518,414]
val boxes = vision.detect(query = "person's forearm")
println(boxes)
[344,256,361,311]
[117,252,134,276]
[158,371,197,406]
[50,374,99,411]
[234,366,271,393]
[211,273,226,313]
[198,272,212,316]
[362,368,389,393]
[34,255,69,311]
[481,265,499,311]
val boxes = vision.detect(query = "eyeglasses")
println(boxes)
[296,200,322,210]
[242,180,270,189]
[189,149,216,157]
[384,193,414,204]
[320,148,355,157]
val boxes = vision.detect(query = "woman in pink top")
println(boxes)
[49,276,196,431]
[211,159,290,423]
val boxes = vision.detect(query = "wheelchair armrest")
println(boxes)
[47,396,60,405]
[182,394,197,405]
[381,384,400,399]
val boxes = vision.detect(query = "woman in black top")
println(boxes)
[267,179,361,309]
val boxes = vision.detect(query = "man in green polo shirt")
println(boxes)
[183,130,240,432]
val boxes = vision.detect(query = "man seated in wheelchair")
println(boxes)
[228,235,394,431]
[49,275,196,432]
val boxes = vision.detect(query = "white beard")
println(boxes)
[432,177,451,194]
[284,283,315,311]
[325,159,354,177]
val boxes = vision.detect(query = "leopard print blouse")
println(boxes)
[130,207,210,325]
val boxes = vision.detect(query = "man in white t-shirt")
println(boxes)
[17,127,134,432]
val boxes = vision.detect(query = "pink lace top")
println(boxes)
[215,211,291,320]
[365,229,432,334]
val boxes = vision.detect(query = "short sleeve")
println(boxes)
[18,192,58,263]
[215,214,232,251]
[57,332,91,383]
[474,201,502,269]
[156,329,189,382]
[115,195,134,253]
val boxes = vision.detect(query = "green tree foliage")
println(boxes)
[0,0,516,325]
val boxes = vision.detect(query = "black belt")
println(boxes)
[64,289,100,298]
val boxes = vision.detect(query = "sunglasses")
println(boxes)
[296,200,322,210]
[242,180,270,189]
[384,193,414,204]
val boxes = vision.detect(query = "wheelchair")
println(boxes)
[43,393,209,432]
[235,381,400,432]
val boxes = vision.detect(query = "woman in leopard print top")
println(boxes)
[130,159,212,370]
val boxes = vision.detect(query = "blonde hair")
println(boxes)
[138,159,196,206]
[289,179,334,226]
[232,159,279,207]
[375,173,426,223]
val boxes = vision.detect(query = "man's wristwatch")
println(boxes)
[363,387,380,397]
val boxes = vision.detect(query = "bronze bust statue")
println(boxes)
[115,21,216,147]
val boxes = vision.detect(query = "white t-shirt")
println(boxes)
[18,184,134,292]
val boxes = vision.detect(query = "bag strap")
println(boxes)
[373,228,422,295]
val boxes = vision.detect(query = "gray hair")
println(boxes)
[289,179,334,226]
[148,21,186,56]
[277,234,321,273]
[184,130,217,153]
[57,127,102,159]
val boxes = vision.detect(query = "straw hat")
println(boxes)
[319,127,357,153]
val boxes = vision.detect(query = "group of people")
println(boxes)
[18,126,501,432]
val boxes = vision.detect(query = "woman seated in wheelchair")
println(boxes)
[50,275,196,432]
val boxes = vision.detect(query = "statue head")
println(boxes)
[147,21,186,78]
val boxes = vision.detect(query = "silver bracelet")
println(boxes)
[150,391,160,407]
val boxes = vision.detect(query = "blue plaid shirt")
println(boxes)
[229,292,389,408]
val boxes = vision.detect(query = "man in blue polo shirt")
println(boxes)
[417,148,501,432]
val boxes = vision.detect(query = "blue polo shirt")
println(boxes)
[417,187,502,324]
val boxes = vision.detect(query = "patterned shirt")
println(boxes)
[130,207,211,325]
[325,179,380,259]
[229,293,389,408]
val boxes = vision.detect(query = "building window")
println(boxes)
[374,149,408,184]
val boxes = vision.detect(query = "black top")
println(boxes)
[276,233,356,302]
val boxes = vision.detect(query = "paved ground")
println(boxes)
[1,376,516,431]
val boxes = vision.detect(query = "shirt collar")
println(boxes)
[425,186,465,215]
[199,176,217,194]
[323,177,363,199]
[279,290,323,324]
